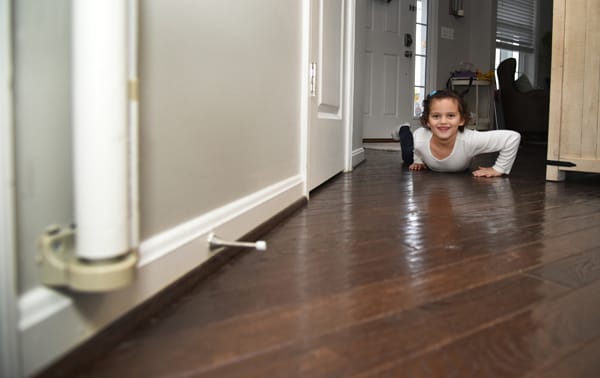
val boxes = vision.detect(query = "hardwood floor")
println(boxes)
[46,144,600,377]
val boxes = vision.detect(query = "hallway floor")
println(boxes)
[48,144,600,377]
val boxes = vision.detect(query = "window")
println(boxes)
[495,0,537,81]
[413,0,428,118]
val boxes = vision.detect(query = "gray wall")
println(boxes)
[14,0,73,293]
[435,0,495,89]
[138,1,303,238]
[13,0,303,294]
[13,1,305,374]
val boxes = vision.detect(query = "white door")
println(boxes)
[308,0,346,190]
[362,0,416,139]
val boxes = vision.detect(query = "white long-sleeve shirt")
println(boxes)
[413,127,521,174]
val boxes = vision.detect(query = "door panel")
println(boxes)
[309,0,346,191]
[547,0,600,180]
[383,53,400,115]
[363,0,415,139]
[320,0,342,112]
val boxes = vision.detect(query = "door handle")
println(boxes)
[404,50,413,58]
[404,33,413,47]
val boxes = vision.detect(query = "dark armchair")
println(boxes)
[496,58,550,141]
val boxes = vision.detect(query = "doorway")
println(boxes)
[361,0,425,139]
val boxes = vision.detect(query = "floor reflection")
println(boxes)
[402,172,521,273]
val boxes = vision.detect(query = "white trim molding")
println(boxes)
[138,175,304,267]
[344,0,357,172]
[0,0,22,376]
[352,147,365,168]
[300,0,310,197]
[19,175,305,377]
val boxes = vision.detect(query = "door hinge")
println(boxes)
[310,62,317,97]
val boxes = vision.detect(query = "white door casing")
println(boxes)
[308,0,347,190]
[0,0,21,376]
[362,0,416,139]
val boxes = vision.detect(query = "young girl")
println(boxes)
[402,89,521,177]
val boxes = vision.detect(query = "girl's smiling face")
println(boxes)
[427,98,465,142]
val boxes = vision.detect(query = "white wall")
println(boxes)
[467,1,496,73]
[434,0,495,88]
[13,1,307,375]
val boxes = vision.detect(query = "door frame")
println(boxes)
[0,0,22,376]
[303,0,438,190]
[302,0,357,196]
[348,0,438,147]
[343,0,357,172]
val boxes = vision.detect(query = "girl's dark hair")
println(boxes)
[419,89,471,131]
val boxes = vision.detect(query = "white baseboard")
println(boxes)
[18,175,305,377]
[352,147,365,168]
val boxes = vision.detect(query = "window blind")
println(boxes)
[496,0,536,52]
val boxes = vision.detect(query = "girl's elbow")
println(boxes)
[511,131,522,146]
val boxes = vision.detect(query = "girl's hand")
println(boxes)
[409,163,427,171]
[472,166,502,177]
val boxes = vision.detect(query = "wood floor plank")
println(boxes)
[78,225,600,377]
[80,276,567,378]
[527,247,600,288]
[364,279,600,377]
[39,147,600,378]
[172,225,600,326]
[208,194,600,286]
[528,336,600,378]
